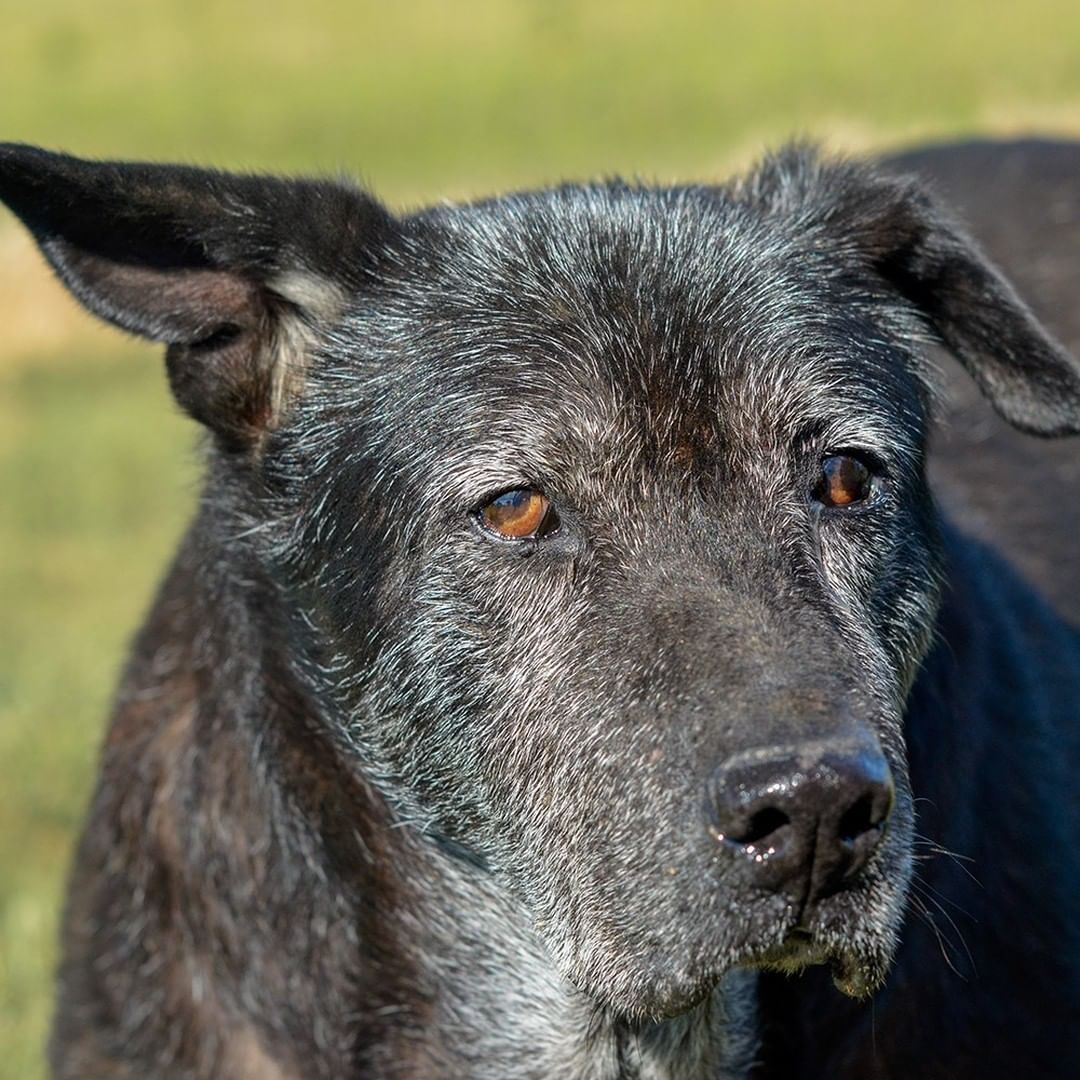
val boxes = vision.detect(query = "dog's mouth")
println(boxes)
[632,876,905,1021]
[746,923,884,998]
[595,897,899,1024]
[732,866,903,996]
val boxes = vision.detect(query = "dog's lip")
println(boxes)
[602,919,877,1021]
[728,915,881,997]
[628,928,835,1019]
[743,925,828,969]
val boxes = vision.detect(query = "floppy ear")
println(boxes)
[0,143,395,449]
[751,146,1080,436]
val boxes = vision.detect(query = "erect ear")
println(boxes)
[0,143,396,449]
[748,145,1080,436]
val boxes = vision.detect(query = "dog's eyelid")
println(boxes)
[822,446,891,478]
[794,421,901,477]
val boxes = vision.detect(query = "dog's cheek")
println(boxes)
[320,539,595,833]
[819,498,942,702]
[369,556,740,998]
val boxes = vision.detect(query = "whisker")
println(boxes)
[910,879,977,979]
[915,876,980,923]
[912,833,983,887]
[907,891,968,980]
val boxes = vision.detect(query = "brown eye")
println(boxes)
[815,455,874,508]
[479,489,558,539]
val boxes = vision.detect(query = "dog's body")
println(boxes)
[2,139,1078,1079]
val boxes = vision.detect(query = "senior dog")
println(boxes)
[1,139,1077,1078]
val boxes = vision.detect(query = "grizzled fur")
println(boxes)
[1,139,1079,1079]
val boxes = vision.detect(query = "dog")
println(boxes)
[1,139,1077,1079]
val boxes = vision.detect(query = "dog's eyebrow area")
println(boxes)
[379,360,923,528]
[366,256,932,520]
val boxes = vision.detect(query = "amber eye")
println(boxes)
[478,489,558,539]
[814,455,875,508]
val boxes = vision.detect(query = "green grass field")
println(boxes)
[3,1,1080,1074]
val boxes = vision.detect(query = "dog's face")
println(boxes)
[268,179,941,1014]
[3,143,1079,1019]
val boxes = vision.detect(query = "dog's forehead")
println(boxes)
[321,182,929,498]
[392,180,923,397]
[407,181,802,346]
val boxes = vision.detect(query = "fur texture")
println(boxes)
[755,137,1080,1079]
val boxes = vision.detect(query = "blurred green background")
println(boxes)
[3,0,1080,1074]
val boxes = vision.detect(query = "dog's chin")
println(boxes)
[750,927,893,999]
[576,968,719,1024]
[566,891,903,1021]
[572,940,887,1023]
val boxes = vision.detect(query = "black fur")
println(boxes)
[1,139,1078,1078]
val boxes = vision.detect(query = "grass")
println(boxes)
[3,0,1080,1074]
[4,0,1080,194]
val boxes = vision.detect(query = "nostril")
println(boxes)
[727,806,791,846]
[709,741,894,901]
[836,792,879,845]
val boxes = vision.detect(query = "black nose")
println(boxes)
[707,741,895,908]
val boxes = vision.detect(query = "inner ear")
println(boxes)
[54,247,262,343]
[162,278,277,441]
[166,286,330,444]
[50,242,314,449]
